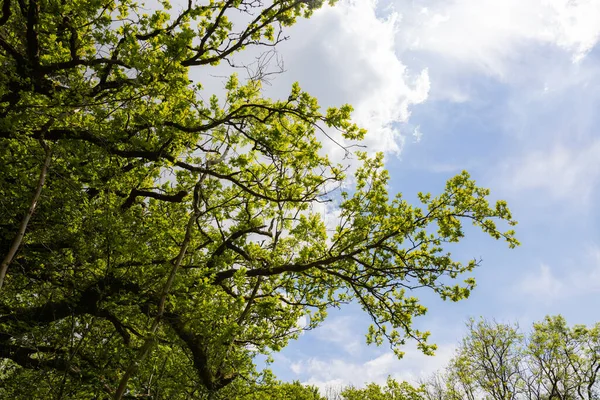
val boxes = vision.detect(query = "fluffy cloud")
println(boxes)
[277,313,456,392]
[293,344,455,392]
[516,264,565,303]
[311,316,363,355]
[385,0,600,207]
[270,0,430,158]
[377,0,600,105]
[395,0,600,75]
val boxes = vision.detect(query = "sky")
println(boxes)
[189,0,600,393]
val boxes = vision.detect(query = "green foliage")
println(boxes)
[422,316,600,400]
[239,380,325,400]
[452,318,523,400]
[340,377,425,400]
[527,316,600,400]
[0,0,517,398]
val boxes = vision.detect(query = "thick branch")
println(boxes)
[164,311,237,392]
[0,35,26,65]
[121,189,188,209]
[206,225,267,270]
[41,57,131,74]
[0,275,143,328]
[212,253,349,283]
[25,0,40,71]
[0,342,69,370]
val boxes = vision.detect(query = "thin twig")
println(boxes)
[0,140,52,291]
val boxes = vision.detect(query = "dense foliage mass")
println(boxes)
[0,0,517,398]
[337,377,425,400]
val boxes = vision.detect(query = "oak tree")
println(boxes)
[0,0,517,398]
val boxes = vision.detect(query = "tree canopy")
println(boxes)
[337,377,425,400]
[422,316,600,400]
[0,0,517,398]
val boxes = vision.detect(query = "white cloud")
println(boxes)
[517,245,600,302]
[395,0,600,76]
[546,0,600,62]
[187,1,430,163]
[295,344,455,393]
[270,0,430,159]
[297,315,308,331]
[312,316,362,355]
[517,264,565,302]
[278,308,457,394]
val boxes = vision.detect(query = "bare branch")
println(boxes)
[0,141,51,291]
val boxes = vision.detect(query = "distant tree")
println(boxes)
[340,377,425,400]
[421,371,455,400]
[238,380,325,400]
[425,316,600,400]
[526,316,600,400]
[455,318,524,400]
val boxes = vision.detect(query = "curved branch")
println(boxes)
[206,225,267,270]
[121,189,188,210]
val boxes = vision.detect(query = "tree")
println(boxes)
[236,380,325,400]
[526,316,600,400]
[339,377,425,400]
[421,371,455,400]
[454,318,524,400]
[430,316,600,400]
[0,0,518,398]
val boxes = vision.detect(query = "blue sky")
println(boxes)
[230,0,600,391]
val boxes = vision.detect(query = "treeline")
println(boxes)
[273,315,600,400]
[422,315,600,400]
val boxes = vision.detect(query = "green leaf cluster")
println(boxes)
[340,377,425,400]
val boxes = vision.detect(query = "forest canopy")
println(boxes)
[0,0,517,398]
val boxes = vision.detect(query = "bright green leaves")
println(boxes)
[455,318,524,399]
[0,0,518,398]
[434,171,519,247]
[321,156,518,358]
[237,380,325,400]
[340,377,425,400]
[326,104,368,140]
